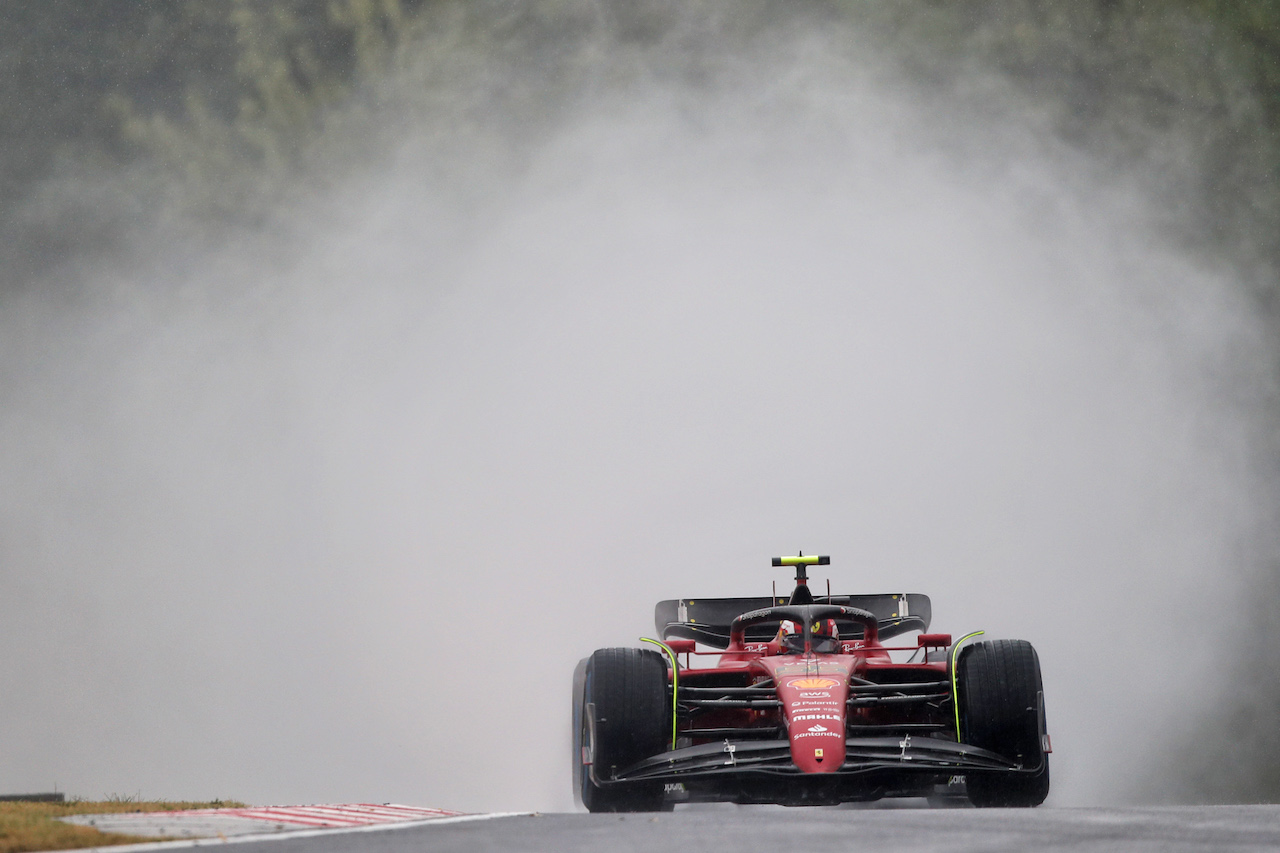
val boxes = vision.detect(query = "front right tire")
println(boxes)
[575,647,669,812]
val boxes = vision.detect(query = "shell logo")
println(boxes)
[789,677,838,689]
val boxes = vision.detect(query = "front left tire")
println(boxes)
[956,638,1050,807]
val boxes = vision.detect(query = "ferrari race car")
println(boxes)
[572,555,1050,810]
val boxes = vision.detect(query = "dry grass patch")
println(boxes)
[0,799,245,853]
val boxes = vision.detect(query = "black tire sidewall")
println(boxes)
[579,647,669,812]
[956,639,1050,807]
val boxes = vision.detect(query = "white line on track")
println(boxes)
[72,812,531,853]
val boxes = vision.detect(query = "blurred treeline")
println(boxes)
[2,0,1279,800]
[4,1,1280,296]
[861,0,1280,310]
[0,0,434,286]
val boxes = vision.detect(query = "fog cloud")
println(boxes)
[0,5,1271,810]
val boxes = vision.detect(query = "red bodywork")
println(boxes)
[576,567,1049,808]
[677,631,949,774]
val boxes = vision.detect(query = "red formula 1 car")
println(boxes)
[573,555,1050,810]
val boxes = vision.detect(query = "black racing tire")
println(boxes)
[956,639,1050,808]
[571,656,589,810]
[576,647,669,812]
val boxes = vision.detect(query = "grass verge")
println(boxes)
[0,799,245,853]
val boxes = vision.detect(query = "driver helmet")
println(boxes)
[777,620,804,653]
[810,618,840,653]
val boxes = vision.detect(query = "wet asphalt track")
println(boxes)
[230,805,1280,853]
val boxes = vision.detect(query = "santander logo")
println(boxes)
[807,724,829,733]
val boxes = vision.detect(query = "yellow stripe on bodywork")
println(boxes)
[949,630,985,741]
[640,637,680,749]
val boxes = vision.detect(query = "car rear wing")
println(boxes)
[655,594,932,648]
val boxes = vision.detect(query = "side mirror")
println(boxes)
[918,633,952,648]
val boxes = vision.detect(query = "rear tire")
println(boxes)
[576,647,669,812]
[956,639,1050,807]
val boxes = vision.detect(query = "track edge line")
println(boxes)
[65,811,533,853]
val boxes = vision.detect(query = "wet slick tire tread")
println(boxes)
[579,647,669,812]
[957,638,1050,807]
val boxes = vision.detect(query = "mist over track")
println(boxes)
[0,3,1274,810]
